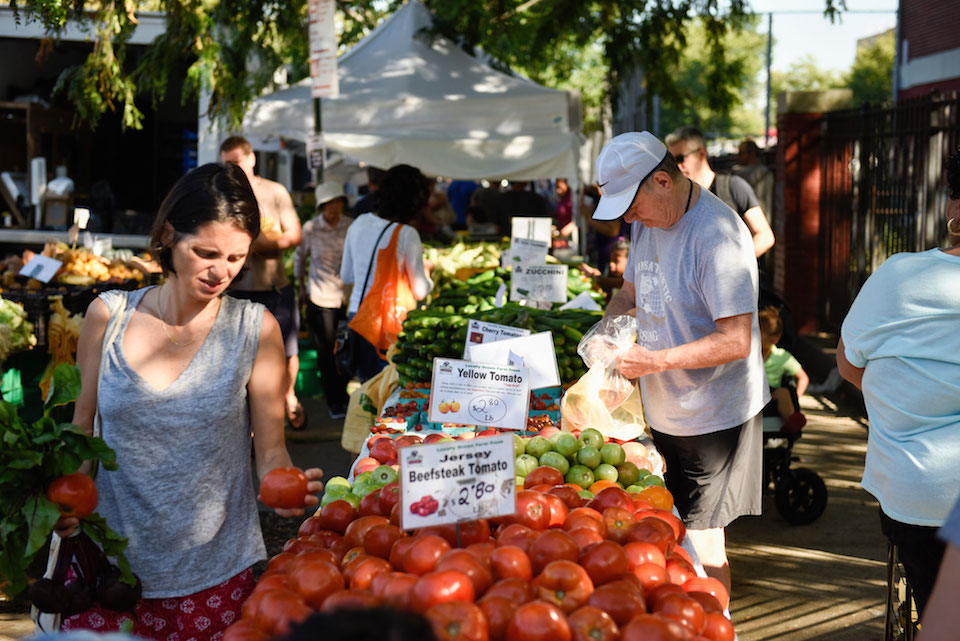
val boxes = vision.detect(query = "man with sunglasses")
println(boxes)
[592,131,767,600]
[666,127,775,258]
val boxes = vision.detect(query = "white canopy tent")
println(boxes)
[242,0,581,182]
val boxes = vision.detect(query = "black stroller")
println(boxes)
[761,377,828,525]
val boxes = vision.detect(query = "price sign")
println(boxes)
[511,217,552,246]
[400,434,516,530]
[560,291,602,311]
[308,0,339,97]
[510,264,568,303]
[501,237,549,268]
[428,358,530,430]
[462,319,531,358]
[18,255,62,284]
[306,134,325,170]
[467,331,560,389]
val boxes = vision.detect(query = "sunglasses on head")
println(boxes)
[674,148,701,163]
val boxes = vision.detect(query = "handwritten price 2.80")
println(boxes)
[457,481,495,506]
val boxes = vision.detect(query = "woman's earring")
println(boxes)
[948,217,960,236]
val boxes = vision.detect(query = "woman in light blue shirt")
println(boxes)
[837,148,960,616]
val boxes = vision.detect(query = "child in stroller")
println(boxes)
[758,307,827,524]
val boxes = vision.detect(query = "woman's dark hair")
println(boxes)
[150,163,260,274]
[376,164,430,224]
[948,147,960,200]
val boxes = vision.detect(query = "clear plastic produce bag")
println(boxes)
[560,315,647,440]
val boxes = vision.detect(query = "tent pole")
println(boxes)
[314,97,324,184]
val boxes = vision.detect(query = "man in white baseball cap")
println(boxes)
[596,131,768,598]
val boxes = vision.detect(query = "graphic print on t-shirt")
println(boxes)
[634,255,671,346]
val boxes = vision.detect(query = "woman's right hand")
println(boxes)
[54,515,80,538]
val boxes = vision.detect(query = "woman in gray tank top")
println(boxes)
[53,164,324,640]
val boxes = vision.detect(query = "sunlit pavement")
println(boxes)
[728,394,886,640]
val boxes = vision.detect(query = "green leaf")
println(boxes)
[21,494,60,557]
[7,452,42,469]
[44,364,82,411]
[0,400,19,427]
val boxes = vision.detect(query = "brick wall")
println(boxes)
[901,0,958,59]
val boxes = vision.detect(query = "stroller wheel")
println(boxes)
[774,468,828,525]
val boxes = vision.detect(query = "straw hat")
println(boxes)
[315,181,346,206]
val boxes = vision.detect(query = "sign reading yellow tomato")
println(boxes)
[427,358,531,431]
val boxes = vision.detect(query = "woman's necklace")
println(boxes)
[158,289,215,348]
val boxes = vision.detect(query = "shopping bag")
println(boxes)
[560,314,647,440]
[341,346,400,453]
[348,225,416,359]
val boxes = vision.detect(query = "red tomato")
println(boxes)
[625,541,667,568]
[340,547,367,569]
[379,482,402,513]
[626,518,676,556]
[348,556,392,590]
[532,560,595,613]
[700,613,735,641]
[586,584,646,626]
[426,600,490,641]
[466,542,495,570]
[654,593,706,635]
[629,495,656,512]
[418,524,460,547]
[404,534,453,575]
[249,588,312,637]
[390,501,402,527]
[46,473,98,519]
[567,528,605,552]
[682,577,729,611]
[259,467,309,510]
[605,576,645,595]
[479,596,517,641]
[505,601,571,641]
[305,529,345,551]
[297,515,324,538]
[621,614,692,641]
[344,515,390,549]
[288,559,344,608]
[686,591,723,614]
[265,552,296,575]
[540,493,570,528]
[634,508,685,542]
[632,562,671,592]
[482,577,532,603]
[341,552,373,582]
[389,536,417,570]
[645,583,687,611]
[588,487,635,513]
[524,466,564,489]
[515,491,551,531]
[320,589,381,612]
[495,523,536,553]
[578,540,629,586]
[437,549,494,595]
[529,530,580,575]
[371,571,418,609]
[458,520,493,547]
[567,606,619,641]
[670,546,695,567]
[410,570,476,613]
[287,549,338,574]
[223,621,266,641]
[666,559,696,586]
[282,538,319,556]
[547,485,583,510]
[490,545,533,582]
[359,489,386,517]
[250,572,290,596]
[363,523,404,559]
[601,507,637,544]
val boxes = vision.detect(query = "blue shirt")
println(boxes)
[841,249,960,526]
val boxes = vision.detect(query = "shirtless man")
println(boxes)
[220,136,305,428]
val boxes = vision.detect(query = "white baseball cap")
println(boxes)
[592,131,668,221]
[315,180,346,206]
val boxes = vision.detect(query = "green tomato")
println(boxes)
[371,465,399,487]
[565,464,596,489]
[600,443,626,466]
[594,463,619,483]
[325,476,352,490]
[515,475,526,489]
[539,451,571,476]
[525,435,553,459]
[550,432,580,458]
[577,446,602,469]
[642,475,666,488]
[515,454,539,477]
[324,483,350,498]
[578,428,604,450]
[355,471,374,485]
[577,490,595,500]
[625,484,647,494]
[616,462,641,488]
[635,468,652,481]
[337,493,361,509]
[513,434,526,458]
[320,491,347,507]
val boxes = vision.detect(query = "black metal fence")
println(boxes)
[818,92,960,331]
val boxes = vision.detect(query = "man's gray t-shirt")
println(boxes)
[625,188,768,437]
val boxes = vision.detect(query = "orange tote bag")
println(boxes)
[348,224,417,358]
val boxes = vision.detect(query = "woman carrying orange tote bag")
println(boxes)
[348,223,417,359]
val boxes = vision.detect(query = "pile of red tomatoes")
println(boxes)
[225,466,734,641]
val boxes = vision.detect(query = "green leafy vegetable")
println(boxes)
[0,364,131,597]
